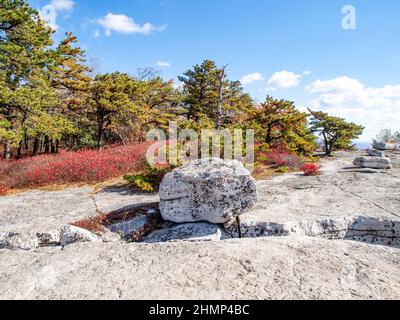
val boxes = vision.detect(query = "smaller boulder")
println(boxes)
[367,149,385,158]
[0,232,11,249]
[373,142,397,151]
[60,225,102,247]
[353,157,392,170]
[37,230,61,247]
[2,233,39,251]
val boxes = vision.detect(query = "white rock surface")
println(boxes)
[1,238,400,300]
[367,149,385,157]
[60,225,101,247]
[143,223,223,243]
[0,186,159,235]
[225,152,400,246]
[159,158,257,224]
[353,157,392,169]
[1,151,400,299]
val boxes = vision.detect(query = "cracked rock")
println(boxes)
[143,223,223,243]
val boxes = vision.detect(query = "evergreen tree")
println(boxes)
[89,72,140,149]
[178,60,253,128]
[0,0,57,159]
[308,109,364,156]
[248,97,317,155]
[50,32,92,151]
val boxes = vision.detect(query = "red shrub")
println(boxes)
[301,163,321,176]
[0,185,10,196]
[0,142,153,190]
[265,148,303,169]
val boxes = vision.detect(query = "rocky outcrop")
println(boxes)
[225,216,400,248]
[367,149,385,157]
[0,231,61,251]
[1,151,400,299]
[353,157,392,169]
[1,237,400,300]
[159,158,257,224]
[373,142,398,151]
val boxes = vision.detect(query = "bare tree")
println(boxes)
[216,64,229,129]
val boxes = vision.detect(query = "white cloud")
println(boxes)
[97,13,165,36]
[307,76,400,142]
[267,71,302,90]
[157,61,171,68]
[173,80,184,90]
[303,70,312,76]
[50,0,74,11]
[240,72,265,85]
[93,30,100,38]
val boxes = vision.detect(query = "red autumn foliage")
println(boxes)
[0,142,153,191]
[0,185,10,196]
[301,163,321,176]
[257,144,303,169]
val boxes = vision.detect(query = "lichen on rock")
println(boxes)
[159,158,257,224]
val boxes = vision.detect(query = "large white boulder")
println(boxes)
[159,158,257,224]
[353,157,392,170]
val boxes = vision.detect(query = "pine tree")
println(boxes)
[49,32,92,152]
[178,60,253,128]
[308,109,364,156]
[89,72,140,149]
[248,97,317,155]
[0,0,57,159]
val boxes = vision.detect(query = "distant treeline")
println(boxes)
[0,0,364,159]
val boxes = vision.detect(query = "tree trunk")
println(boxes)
[44,136,50,153]
[97,110,104,150]
[33,137,41,156]
[51,139,57,154]
[216,66,227,129]
[322,132,330,156]
[24,131,29,150]
[3,142,11,160]
[16,140,22,159]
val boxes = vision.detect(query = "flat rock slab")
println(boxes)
[1,237,399,300]
[367,149,385,157]
[354,157,392,169]
[226,158,400,243]
[143,223,223,243]
[373,142,398,151]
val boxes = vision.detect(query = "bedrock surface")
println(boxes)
[1,237,399,300]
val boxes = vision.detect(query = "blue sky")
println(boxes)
[30,0,400,142]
